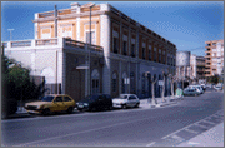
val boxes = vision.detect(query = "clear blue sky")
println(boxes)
[1,1,224,56]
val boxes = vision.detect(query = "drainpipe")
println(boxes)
[55,5,57,94]
[55,5,57,38]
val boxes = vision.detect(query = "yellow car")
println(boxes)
[25,94,75,114]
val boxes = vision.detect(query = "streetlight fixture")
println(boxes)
[88,3,95,96]
[7,29,14,41]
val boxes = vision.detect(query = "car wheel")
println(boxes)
[135,103,139,108]
[66,107,73,114]
[122,104,127,109]
[43,108,50,115]
[109,105,112,110]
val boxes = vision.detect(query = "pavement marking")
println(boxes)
[184,129,198,134]
[146,142,156,147]
[13,115,157,146]
[154,110,224,147]
[187,142,200,146]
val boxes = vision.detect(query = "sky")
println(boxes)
[1,1,224,56]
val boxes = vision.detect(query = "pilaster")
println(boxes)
[100,4,111,94]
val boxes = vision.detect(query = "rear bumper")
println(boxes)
[112,103,122,108]
[26,109,43,114]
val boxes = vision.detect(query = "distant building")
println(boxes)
[190,54,196,81]
[205,40,224,77]
[176,50,191,80]
[2,2,177,101]
[196,56,205,82]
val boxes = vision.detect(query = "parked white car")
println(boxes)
[112,94,140,109]
[214,84,222,90]
[189,84,203,94]
[184,88,199,95]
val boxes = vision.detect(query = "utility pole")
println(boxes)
[7,29,14,40]
[55,5,58,94]
[89,3,95,95]
[54,5,57,38]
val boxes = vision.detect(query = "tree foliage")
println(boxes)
[4,58,46,102]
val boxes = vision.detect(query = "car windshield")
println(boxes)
[120,95,127,99]
[40,97,55,102]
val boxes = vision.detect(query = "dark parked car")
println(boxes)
[76,94,112,112]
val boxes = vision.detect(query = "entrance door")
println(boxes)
[69,70,81,102]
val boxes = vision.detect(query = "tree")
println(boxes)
[4,57,46,114]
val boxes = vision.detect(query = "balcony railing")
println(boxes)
[65,38,103,54]
[36,39,58,46]
[3,38,104,55]
[11,40,31,48]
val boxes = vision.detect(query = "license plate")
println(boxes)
[113,104,121,107]
[79,105,84,108]
[28,110,35,113]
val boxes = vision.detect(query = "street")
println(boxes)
[1,90,224,147]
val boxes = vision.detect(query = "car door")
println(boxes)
[98,95,105,110]
[53,97,65,112]
[105,94,112,109]
[130,95,137,107]
[127,95,133,107]
[64,96,73,110]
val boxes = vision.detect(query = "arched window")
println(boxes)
[141,73,146,95]
[111,72,117,93]
[91,69,100,94]
[130,71,135,93]
[121,72,127,94]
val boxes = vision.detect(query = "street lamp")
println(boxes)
[7,29,14,41]
[88,3,95,96]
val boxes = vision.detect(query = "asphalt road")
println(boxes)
[1,91,224,147]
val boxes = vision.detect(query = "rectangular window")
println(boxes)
[121,79,125,93]
[159,54,161,63]
[112,79,116,93]
[113,38,117,54]
[141,74,146,95]
[123,41,127,55]
[149,49,151,60]
[86,31,95,45]
[154,48,157,61]
[142,48,145,59]
[131,44,135,58]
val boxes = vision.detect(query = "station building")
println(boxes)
[2,2,177,102]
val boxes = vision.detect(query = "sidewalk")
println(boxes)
[176,122,224,147]
[139,96,182,109]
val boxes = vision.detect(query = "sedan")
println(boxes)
[184,88,200,96]
[76,94,112,112]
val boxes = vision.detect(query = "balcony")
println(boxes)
[205,55,211,59]
[205,45,211,49]
[205,50,210,54]
[2,38,104,55]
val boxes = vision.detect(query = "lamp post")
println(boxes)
[7,29,14,41]
[88,3,95,96]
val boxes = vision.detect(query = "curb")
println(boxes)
[2,113,32,120]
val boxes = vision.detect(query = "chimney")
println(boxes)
[71,2,80,9]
